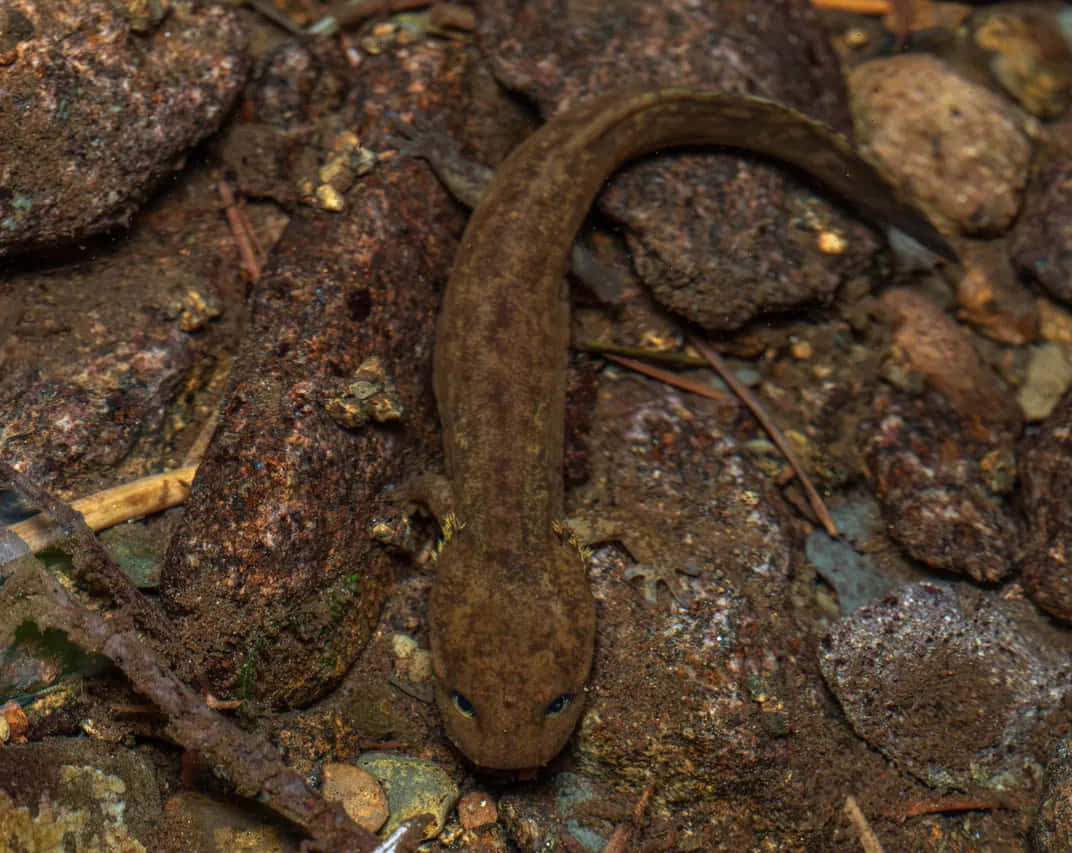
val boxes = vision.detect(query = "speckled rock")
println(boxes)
[820,581,1071,791]
[478,0,890,332]
[1018,385,1072,622]
[1034,735,1072,852]
[1012,159,1072,306]
[563,375,809,848]
[862,389,1018,583]
[160,38,466,708]
[0,0,248,257]
[849,54,1032,235]
[0,163,255,498]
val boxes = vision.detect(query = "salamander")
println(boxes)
[427,87,954,770]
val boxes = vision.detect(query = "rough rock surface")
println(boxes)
[160,38,467,708]
[1035,735,1072,852]
[478,0,888,332]
[0,738,162,851]
[1011,158,1072,306]
[0,0,248,257]
[862,389,1018,583]
[820,582,1070,791]
[1018,385,1072,622]
[849,54,1032,235]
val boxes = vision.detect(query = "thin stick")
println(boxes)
[844,795,884,853]
[603,353,731,404]
[8,465,198,553]
[218,181,263,282]
[689,336,838,537]
[883,793,1025,820]
[579,341,709,368]
[809,0,890,12]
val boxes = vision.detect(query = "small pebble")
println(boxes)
[457,792,498,830]
[392,633,418,659]
[790,339,813,360]
[315,184,345,212]
[816,230,847,254]
[322,763,389,832]
[1039,298,1072,345]
[1018,343,1072,421]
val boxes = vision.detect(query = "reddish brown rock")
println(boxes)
[862,389,1018,583]
[0,0,248,257]
[160,39,467,708]
[1018,385,1072,622]
[1011,159,1072,307]
[879,287,1021,428]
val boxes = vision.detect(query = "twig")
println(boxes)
[882,793,1026,820]
[8,465,198,553]
[0,472,392,853]
[1,463,169,639]
[579,341,709,368]
[844,795,884,853]
[809,0,889,12]
[218,180,263,282]
[603,353,731,404]
[689,337,839,537]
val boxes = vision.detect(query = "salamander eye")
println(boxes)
[545,693,573,718]
[451,690,476,719]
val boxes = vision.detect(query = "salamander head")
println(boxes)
[428,528,595,770]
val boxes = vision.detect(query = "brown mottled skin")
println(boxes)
[429,87,955,770]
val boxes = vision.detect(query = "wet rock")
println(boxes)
[973,6,1072,120]
[160,39,465,709]
[479,0,888,332]
[862,388,1018,583]
[0,324,192,494]
[0,0,248,258]
[1012,159,1072,306]
[1034,735,1072,852]
[820,582,1071,791]
[1018,385,1072,622]
[498,773,617,852]
[0,737,162,851]
[806,513,898,615]
[215,39,354,206]
[457,791,497,830]
[849,54,1032,235]
[98,523,165,589]
[356,752,459,840]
